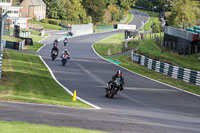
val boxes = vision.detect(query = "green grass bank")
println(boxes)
[0,121,107,133]
[128,38,200,71]
[24,33,49,51]
[29,20,61,30]
[0,50,90,108]
[93,33,124,55]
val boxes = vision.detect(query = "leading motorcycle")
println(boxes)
[105,77,121,98]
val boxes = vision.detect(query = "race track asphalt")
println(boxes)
[0,10,200,133]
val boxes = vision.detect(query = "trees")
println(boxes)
[42,0,135,24]
[82,0,106,24]
[167,0,196,28]
[152,22,162,33]
[43,0,92,23]
[105,0,135,22]
[135,0,172,11]
[47,0,65,19]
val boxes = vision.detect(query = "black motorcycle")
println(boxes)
[51,50,58,60]
[105,77,121,98]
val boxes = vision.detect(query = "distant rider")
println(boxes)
[107,70,125,91]
[53,39,59,46]
[63,37,68,46]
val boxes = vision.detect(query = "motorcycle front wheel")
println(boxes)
[52,57,55,60]
[109,88,118,98]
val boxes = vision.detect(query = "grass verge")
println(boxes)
[24,42,44,51]
[24,33,49,51]
[29,20,61,30]
[123,12,133,24]
[94,12,133,33]
[93,34,200,95]
[93,33,124,56]
[0,50,90,108]
[3,36,22,42]
[128,38,200,71]
[0,121,107,133]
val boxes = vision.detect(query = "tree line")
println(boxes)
[14,0,200,27]
[135,0,200,27]
[43,0,200,27]
[43,0,135,24]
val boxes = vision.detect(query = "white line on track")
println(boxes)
[36,31,101,109]
[39,56,101,109]
[37,33,51,52]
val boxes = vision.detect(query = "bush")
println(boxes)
[48,19,61,25]
[41,19,49,23]
[151,22,162,33]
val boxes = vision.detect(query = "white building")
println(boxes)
[0,0,30,29]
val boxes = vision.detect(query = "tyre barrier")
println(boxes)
[4,40,25,50]
[131,52,200,86]
[20,31,31,37]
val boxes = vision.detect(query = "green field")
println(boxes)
[128,38,200,71]
[93,33,124,56]
[0,50,90,108]
[24,33,48,51]
[93,33,200,95]
[94,12,134,33]
[24,42,44,51]
[3,36,22,42]
[0,121,107,133]
[29,20,61,30]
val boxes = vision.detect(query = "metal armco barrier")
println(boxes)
[131,52,200,86]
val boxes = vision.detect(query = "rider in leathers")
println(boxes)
[51,44,59,56]
[107,70,125,91]
[61,49,70,59]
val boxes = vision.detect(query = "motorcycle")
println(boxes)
[105,77,121,98]
[64,40,68,46]
[61,54,70,66]
[51,50,58,60]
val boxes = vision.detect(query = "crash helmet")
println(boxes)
[116,70,122,77]
[53,44,57,48]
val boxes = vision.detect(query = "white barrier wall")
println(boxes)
[71,23,93,36]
